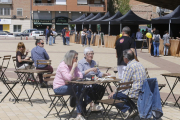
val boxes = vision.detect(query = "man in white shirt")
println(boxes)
[136,29,142,40]
[81,28,87,47]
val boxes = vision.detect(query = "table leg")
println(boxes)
[163,76,180,108]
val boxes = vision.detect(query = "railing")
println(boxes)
[77,4,104,7]
[0,0,12,4]
[33,3,67,6]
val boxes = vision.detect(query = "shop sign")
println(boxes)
[55,17,68,23]
[33,19,52,23]
[0,19,11,24]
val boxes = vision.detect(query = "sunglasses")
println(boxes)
[19,46,24,48]
[74,57,78,60]
[41,43,44,45]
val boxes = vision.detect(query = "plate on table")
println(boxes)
[105,76,116,80]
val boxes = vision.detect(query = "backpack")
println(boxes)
[154,35,160,42]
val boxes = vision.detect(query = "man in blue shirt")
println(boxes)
[44,26,49,44]
[31,39,53,87]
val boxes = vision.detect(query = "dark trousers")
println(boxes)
[151,43,154,56]
[113,92,136,113]
[88,38,91,45]
[45,35,48,44]
[62,36,66,45]
[36,65,53,83]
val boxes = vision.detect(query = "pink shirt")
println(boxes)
[53,61,83,89]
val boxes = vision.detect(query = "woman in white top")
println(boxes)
[152,30,161,57]
[81,28,87,47]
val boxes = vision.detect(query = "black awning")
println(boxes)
[83,13,102,24]
[89,12,111,24]
[71,13,94,24]
[111,10,151,25]
[69,14,86,24]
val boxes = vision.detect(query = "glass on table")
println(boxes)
[95,61,99,68]
[113,67,118,77]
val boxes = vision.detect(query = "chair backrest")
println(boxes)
[113,81,133,104]
[1,55,11,70]
[37,60,51,67]
[145,68,150,78]
[12,56,17,70]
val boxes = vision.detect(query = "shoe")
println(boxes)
[75,115,86,120]
[0,91,2,94]
[91,104,103,111]
[40,82,47,88]
[121,110,131,119]
[128,111,138,119]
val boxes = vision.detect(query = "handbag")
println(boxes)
[165,43,170,47]
[69,96,76,107]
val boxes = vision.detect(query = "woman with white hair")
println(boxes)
[78,47,110,112]
[53,50,85,120]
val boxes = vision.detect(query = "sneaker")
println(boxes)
[128,111,138,119]
[91,104,103,111]
[75,115,86,120]
[121,110,131,119]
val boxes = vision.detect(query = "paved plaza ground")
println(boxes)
[0,37,180,120]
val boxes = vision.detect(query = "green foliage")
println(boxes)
[70,24,75,30]
[116,0,131,15]
[147,24,151,28]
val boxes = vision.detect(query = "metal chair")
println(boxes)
[97,81,137,120]
[0,55,19,103]
[145,68,166,105]
[43,74,71,119]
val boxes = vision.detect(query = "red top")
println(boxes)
[65,31,70,37]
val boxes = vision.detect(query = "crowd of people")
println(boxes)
[14,26,149,120]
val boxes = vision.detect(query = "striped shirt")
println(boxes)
[120,59,146,98]
[78,57,103,79]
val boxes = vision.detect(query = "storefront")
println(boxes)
[0,19,11,32]
[55,16,69,33]
[33,19,52,31]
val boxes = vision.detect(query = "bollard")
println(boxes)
[26,36,28,40]
[21,36,22,40]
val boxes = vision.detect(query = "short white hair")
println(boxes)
[84,47,94,55]
[63,50,78,66]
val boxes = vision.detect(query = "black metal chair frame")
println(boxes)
[43,74,71,119]
[0,55,19,103]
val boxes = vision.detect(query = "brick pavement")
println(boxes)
[0,38,180,120]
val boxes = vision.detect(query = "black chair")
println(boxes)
[97,81,138,120]
[0,55,19,103]
[43,74,71,119]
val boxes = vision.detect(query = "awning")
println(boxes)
[135,0,180,10]
[56,23,69,25]
[34,23,42,25]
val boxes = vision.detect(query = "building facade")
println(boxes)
[0,0,31,33]
[32,0,107,32]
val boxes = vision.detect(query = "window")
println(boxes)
[13,25,21,32]
[0,8,10,16]
[77,0,87,4]
[17,8,23,16]
[56,0,66,5]
[4,8,10,16]
[94,0,101,3]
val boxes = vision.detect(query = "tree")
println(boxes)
[107,0,117,15]
[116,0,131,15]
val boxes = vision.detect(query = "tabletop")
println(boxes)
[21,60,33,63]
[98,66,111,69]
[68,78,121,85]
[161,73,180,77]
[15,69,48,74]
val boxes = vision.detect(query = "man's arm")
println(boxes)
[43,49,50,60]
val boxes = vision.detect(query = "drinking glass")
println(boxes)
[113,67,118,76]
[95,61,99,68]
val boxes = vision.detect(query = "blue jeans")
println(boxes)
[87,37,91,45]
[54,85,84,114]
[85,37,87,45]
[45,35,48,44]
[113,92,135,113]
[49,36,53,45]
[53,37,56,44]
[66,37,70,45]
[153,42,160,56]
[164,45,169,55]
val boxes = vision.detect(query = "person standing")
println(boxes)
[31,39,53,88]
[136,28,142,40]
[65,28,70,46]
[87,28,92,46]
[150,28,156,56]
[49,28,53,46]
[152,30,161,57]
[62,27,67,45]
[115,26,138,79]
[52,29,57,44]
[44,26,49,44]
[81,28,87,47]
[163,31,170,56]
